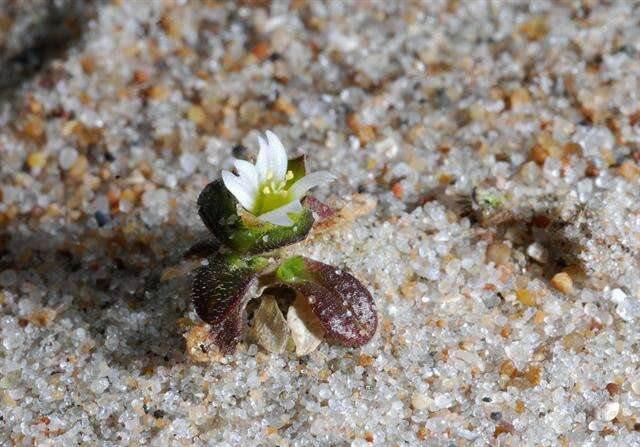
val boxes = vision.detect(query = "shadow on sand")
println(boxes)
[0,221,210,372]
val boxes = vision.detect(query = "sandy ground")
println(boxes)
[1,1,639,446]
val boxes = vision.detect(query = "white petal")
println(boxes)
[222,171,256,211]
[255,136,269,184]
[288,171,336,199]
[265,130,288,181]
[233,159,258,191]
[257,200,303,227]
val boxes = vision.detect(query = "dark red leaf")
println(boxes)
[276,256,377,347]
[210,307,245,355]
[191,254,267,353]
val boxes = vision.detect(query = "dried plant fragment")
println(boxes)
[287,295,325,356]
[308,193,377,236]
[191,254,267,353]
[277,256,377,347]
[253,296,290,354]
[159,259,202,283]
[304,195,336,221]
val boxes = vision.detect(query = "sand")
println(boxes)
[1,1,639,445]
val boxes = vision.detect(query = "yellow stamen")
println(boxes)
[263,186,271,194]
[266,171,274,180]
[285,170,294,181]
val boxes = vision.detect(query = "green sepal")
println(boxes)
[285,155,307,189]
[276,255,309,284]
[197,179,315,254]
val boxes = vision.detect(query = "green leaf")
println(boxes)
[198,179,314,254]
[276,255,309,283]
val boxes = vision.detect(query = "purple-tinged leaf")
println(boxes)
[210,307,245,355]
[191,254,267,354]
[276,256,377,347]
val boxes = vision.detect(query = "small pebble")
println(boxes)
[0,270,18,287]
[531,144,549,164]
[410,391,429,410]
[94,211,110,227]
[597,402,619,422]
[619,160,639,180]
[605,383,620,396]
[59,148,78,170]
[550,272,573,294]
[588,420,604,432]
[68,155,89,180]
[179,153,199,175]
[515,289,537,307]
[486,242,511,266]
[610,288,627,303]
[27,151,47,169]
[90,377,110,394]
[187,106,206,125]
[526,242,548,263]
[563,331,585,351]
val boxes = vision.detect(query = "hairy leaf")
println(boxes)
[276,256,377,347]
[210,307,245,355]
[197,179,314,254]
[191,254,267,353]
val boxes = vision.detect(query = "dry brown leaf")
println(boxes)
[286,295,325,356]
[253,296,290,354]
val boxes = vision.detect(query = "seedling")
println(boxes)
[189,131,377,355]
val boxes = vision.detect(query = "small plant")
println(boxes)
[188,131,377,355]
[458,186,514,227]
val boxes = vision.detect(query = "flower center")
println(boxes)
[253,170,295,215]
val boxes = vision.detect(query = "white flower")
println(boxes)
[222,130,336,226]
